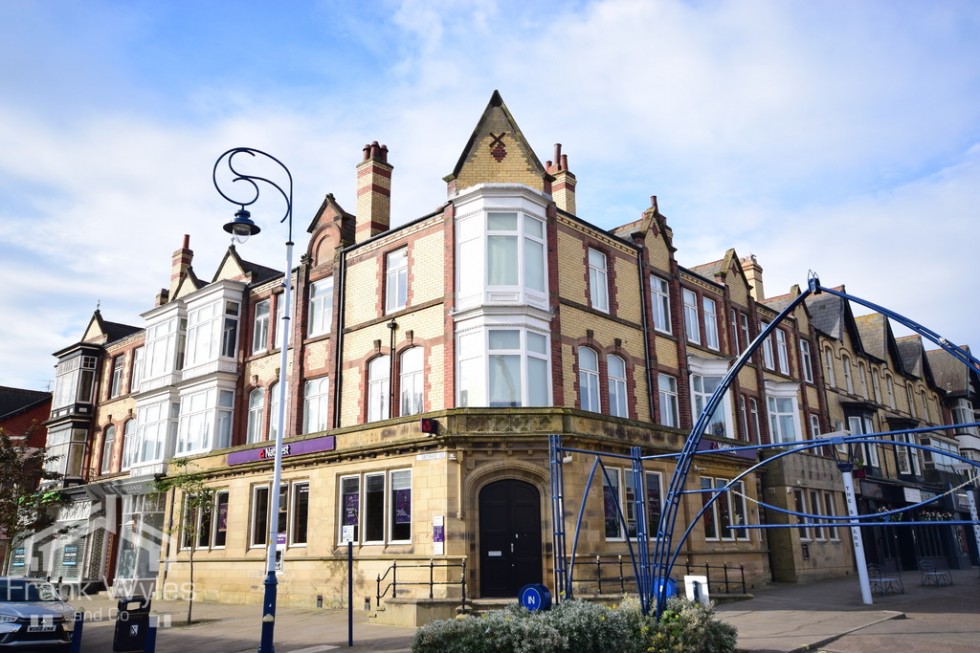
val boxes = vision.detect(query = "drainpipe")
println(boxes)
[635,240,656,420]
[332,248,349,429]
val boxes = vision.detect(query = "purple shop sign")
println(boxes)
[695,438,757,461]
[228,435,336,466]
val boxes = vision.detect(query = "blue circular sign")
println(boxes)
[519,583,552,611]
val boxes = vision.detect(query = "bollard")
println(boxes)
[69,611,84,653]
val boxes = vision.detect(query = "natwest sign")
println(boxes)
[228,435,336,466]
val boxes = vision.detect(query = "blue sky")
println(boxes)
[2,0,979,390]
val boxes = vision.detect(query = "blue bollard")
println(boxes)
[69,611,83,653]
[145,615,158,653]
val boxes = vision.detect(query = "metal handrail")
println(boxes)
[375,558,467,611]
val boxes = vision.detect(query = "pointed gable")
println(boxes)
[444,90,551,195]
[170,266,205,301]
[213,246,281,286]
[612,196,675,272]
[307,193,355,269]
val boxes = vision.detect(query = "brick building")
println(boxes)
[24,92,977,620]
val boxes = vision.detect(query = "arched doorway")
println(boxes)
[479,479,542,597]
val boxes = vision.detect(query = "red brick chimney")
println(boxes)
[546,144,576,215]
[355,142,393,243]
[169,234,193,297]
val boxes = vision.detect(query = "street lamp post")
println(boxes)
[213,147,294,653]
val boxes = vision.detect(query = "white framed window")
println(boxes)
[588,248,609,313]
[607,354,628,418]
[920,390,930,422]
[682,289,700,344]
[857,361,868,397]
[689,357,734,438]
[367,356,391,422]
[578,347,601,413]
[269,381,290,440]
[823,347,836,387]
[109,356,124,398]
[130,347,144,393]
[213,491,229,547]
[252,300,270,354]
[793,489,810,541]
[871,368,882,403]
[809,490,825,540]
[651,276,671,334]
[953,398,976,434]
[338,470,412,544]
[775,329,789,375]
[131,398,179,466]
[606,469,664,540]
[885,375,896,409]
[385,248,408,314]
[905,384,916,417]
[457,327,550,408]
[739,396,749,438]
[144,317,183,381]
[486,212,546,294]
[823,492,839,540]
[809,414,821,438]
[101,425,115,474]
[186,300,239,367]
[602,468,624,540]
[176,387,234,455]
[740,314,751,356]
[400,348,424,416]
[702,477,750,541]
[54,354,98,408]
[250,484,270,547]
[703,297,719,350]
[842,355,854,394]
[766,381,801,444]
[121,420,135,470]
[247,388,265,444]
[799,340,813,383]
[657,373,679,428]
[848,415,879,468]
[761,322,775,370]
[729,308,740,354]
[182,490,229,550]
[303,377,329,434]
[749,398,761,444]
[308,277,333,337]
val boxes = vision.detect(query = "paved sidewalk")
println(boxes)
[68,567,979,652]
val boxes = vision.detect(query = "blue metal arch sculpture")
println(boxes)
[550,276,980,618]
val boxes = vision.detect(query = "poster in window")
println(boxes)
[394,488,411,524]
[12,547,25,567]
[62,544,78,567]
[217,500,228,535]
[344,493,359,526]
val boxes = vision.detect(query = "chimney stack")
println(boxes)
[355,141,393,243]
[740,254,765,301]
[169,234,193,297]
[546,144,576,215]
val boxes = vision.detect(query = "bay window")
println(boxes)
[186,299,239,367]
[176,387,234,455]
[53,354,98,408]
[689,357,734,438]
[457,327,550,408]
[766,381,802,444]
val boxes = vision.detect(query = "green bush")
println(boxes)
[410,597,737,653]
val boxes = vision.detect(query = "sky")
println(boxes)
[1,0,979,391]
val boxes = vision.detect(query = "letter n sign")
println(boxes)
[519,584,552,612]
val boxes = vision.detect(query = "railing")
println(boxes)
[566,556,746,596]
[684,562,746,595]
[376,558,467,611]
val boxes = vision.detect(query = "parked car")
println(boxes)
[0,577,75,652]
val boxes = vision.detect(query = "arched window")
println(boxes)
[303,378,329,434]
[578,347,600,413]
[121,420,134,470]
[841,355,854,394]
[247,387,265,444]
[368,356,391,422]
[400,348,424,416]
[823,347,836,387]
[269,382,290,440]
[101,425,115,474]
[607,354,628,418]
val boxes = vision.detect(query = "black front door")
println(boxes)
[479,479,542,598]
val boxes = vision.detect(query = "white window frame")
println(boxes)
[308,277,333,337]
[766,380,802,444]
[130,347,144,393]
[252,299,270,354]
[729,308,740,355]
[588,248,609,313]
[399,347,424,416]
[109,355,124,398]
[101,425,115,474]
[651,276,671,334]
[823,347,836,388]
[905,383,916,418]
[775,329,789,375]
[578,347,601,413]
[658,373,679,428]
[848,415,880,468]
[842,355,854,394]
[303,377,329,434]
[682,289,700,344]
[885,375,896,409]
[871,368,882,403]
[689,357,734,438]
[367,356,390,422]
[607,354,628,418]
[703,297,719,350]
[385,248,408,314]
[857,361,868,398]
[701,476,750,542]
[761,322,775,370]
[247,387,265,444]
[338,470,413,545]
[799,339,813,383]
[749,398,761,444]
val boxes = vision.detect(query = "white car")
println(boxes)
[0,578,75,652]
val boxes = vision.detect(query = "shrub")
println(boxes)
[411,597,736,653]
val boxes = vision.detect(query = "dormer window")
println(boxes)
[53,354,97,408]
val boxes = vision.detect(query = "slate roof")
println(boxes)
[689,259,724,279]
[240,258,282,286]
[926,345,979,395]
[102,320,141,344]
[0,387,51,420]
[805,293,845,340]
[895,335,925,378]
[854,314,887,361]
